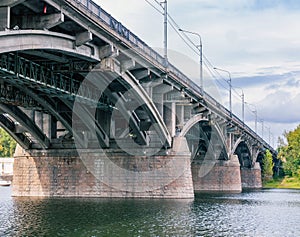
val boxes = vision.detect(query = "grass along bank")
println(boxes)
[263,176,300,189]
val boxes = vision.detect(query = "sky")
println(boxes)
[94,0,300,148]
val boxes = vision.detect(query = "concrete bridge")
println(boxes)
[0,0,276,198]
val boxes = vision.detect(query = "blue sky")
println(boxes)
[95,0,300,147]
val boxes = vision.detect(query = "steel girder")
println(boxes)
[0,104,50,148]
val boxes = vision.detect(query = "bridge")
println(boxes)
[0,0,276,198]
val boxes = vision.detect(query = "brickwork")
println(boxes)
[192,155,242,193]
[13,137,194,199]
[241,162,262,189]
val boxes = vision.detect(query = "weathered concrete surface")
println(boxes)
[192,155,242,193]
[241,162,262,189]
[12,137,194,199]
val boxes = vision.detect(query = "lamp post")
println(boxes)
[253,109,257,134]
[267,127,271,144]
[214,67,232,117]
[179,29,203,95]
[234,86,245,124]
[245,102,257,134]
[163,0,168,66]
[261,119,264,139]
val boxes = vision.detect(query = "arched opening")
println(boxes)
[256,151,264,170]
[234,141,252,168]
[0,127,17,158]
[182,118,241,193]
[183,120,227,162]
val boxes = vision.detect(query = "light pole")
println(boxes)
[163,0,168,66]
[179,29,203,95]
[267,127,271,144]
[234,87,245,124]
[253,109,257,134]
[245,102,257,134]
[214,67,232,117]
[261,119,264,139]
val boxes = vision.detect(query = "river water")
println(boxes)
[0,187,300,237]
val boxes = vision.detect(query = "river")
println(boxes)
[0,187,300,236]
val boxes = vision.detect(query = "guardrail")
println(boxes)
[69,0,274,152]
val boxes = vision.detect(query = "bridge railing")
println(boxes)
[68,0,274,152]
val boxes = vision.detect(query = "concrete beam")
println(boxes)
[23,50,69,63]
[0,0,25,7]
[131,69,150,80]
[75,30,92,47]
[153,84,173,94]
[0,30,100,61]
[0,7,10,31]
[121,59,135,72]
[99,44,118,59]
[21,13,64,30]
[100,57,121,74]
[22,1,41,13]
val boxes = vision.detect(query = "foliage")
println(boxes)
[0,127,17,157]
[262,149,274,181]
[278,125,300,178]
[263,176,300,189]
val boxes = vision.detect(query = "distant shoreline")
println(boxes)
[263,176,300,189]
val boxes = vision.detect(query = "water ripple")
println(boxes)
[1,187,300,236]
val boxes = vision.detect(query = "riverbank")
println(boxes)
[263,176,300,189]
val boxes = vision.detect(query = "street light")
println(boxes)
[234,86,245,124]
[245,102,257,134]
[178,28,203,95]
[163,0,168,66]
[214,67,232,117]
[267,127,271,144]
[253,109,257,134]
[261,119,264,139]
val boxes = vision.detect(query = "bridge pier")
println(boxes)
[192,155,242,193]
[12,137,194,199]
[241,162,262,189]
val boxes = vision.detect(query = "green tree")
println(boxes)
[262,149,274,181]
[278,125,300,178]
[0,127,17,157]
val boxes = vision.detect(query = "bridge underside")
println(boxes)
[0,0,270,198]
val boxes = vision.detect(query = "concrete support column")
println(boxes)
[164,102,176,137]
[49,115,57,139]
[152,93,164,117]
[143,83,152,98]
[35,111,44,133]
[176,104,184,129]
[96,109,111,138]
[0,7,10,30]
[152,83,173,118]
[241,162,262,189]
[227,133,232,156]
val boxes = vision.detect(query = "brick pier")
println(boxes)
[13,137,194,198]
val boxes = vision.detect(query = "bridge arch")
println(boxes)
[180,114,228,161]
[0,34,172,149]
[0,30,99,61]
[233,140,253,168]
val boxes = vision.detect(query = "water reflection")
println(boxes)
[1,187,300,237]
